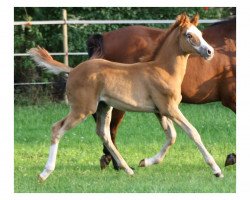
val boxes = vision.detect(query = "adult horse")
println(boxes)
[87,17,236,170]
[30,14,223,181]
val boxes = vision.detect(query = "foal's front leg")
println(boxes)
[139,114,177,167]
[96,103,134,175]
[170,107,223,177]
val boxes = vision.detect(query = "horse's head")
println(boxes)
[176,13,214,60]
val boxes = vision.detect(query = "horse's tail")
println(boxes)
[28,46,72,74]
[86,34,104,59]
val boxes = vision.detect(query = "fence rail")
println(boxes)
[14,19,221,26]
[14,82,54,86]
[14,52,88,57]
[14,17,221,86]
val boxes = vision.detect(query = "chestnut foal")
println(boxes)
[29,14,223,181]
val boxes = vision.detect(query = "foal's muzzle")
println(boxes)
[200,46,214,60]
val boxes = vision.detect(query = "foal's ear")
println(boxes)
[176,13,190,27]
[191,13,199,26]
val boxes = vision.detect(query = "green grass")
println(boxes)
[14,102,236,193]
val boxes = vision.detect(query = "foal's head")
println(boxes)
[176,13,214,60]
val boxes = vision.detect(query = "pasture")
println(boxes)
[14,102,236,193]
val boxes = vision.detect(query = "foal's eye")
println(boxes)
[186,33,192,39]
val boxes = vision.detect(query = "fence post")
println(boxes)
[62,9,68,66]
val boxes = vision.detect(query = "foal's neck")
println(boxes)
[154,28,189,84]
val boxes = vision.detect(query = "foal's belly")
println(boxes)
[100,96,157,112]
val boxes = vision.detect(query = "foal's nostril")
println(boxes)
[207,49,211,55]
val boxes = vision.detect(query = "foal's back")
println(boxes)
[67,59,161,112]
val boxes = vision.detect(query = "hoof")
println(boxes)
[38,168,53,181]
[139,159,146,167]
[100,155,112,170]
[214,173,224,178]
[225,153,236,166]
[38,174,46,182]
[125,168,134,175]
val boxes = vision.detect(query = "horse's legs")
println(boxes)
[39,110,87,181]
[169,107,223,177]
[220,74,236,166]
[100,109,125,170]
[139,114,176,167]
[96,103,133,175]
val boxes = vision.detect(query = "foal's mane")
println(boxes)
[139,22,179,62]
[140,14,196,62]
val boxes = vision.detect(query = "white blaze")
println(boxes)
[187,25,214,59]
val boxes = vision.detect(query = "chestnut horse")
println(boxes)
[87,17,236,170]
[30,14,223,181]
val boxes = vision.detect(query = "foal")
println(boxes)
[29,14,223,181]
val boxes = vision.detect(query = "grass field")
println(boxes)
[14,102,236,193]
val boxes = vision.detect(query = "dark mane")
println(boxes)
[209,16,236,27]
[139,23,179,62]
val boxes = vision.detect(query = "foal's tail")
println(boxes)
[28,46,72,74]
[86,34,104,59]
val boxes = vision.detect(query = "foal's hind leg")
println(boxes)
[139,114,177,167]
[96,103,134,175]
[169,107,223,177]
[39,110,87,181]
[100,109,125,170]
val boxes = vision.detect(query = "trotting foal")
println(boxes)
[29,14,223,181]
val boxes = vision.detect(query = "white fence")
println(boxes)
[14,13,221,86]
